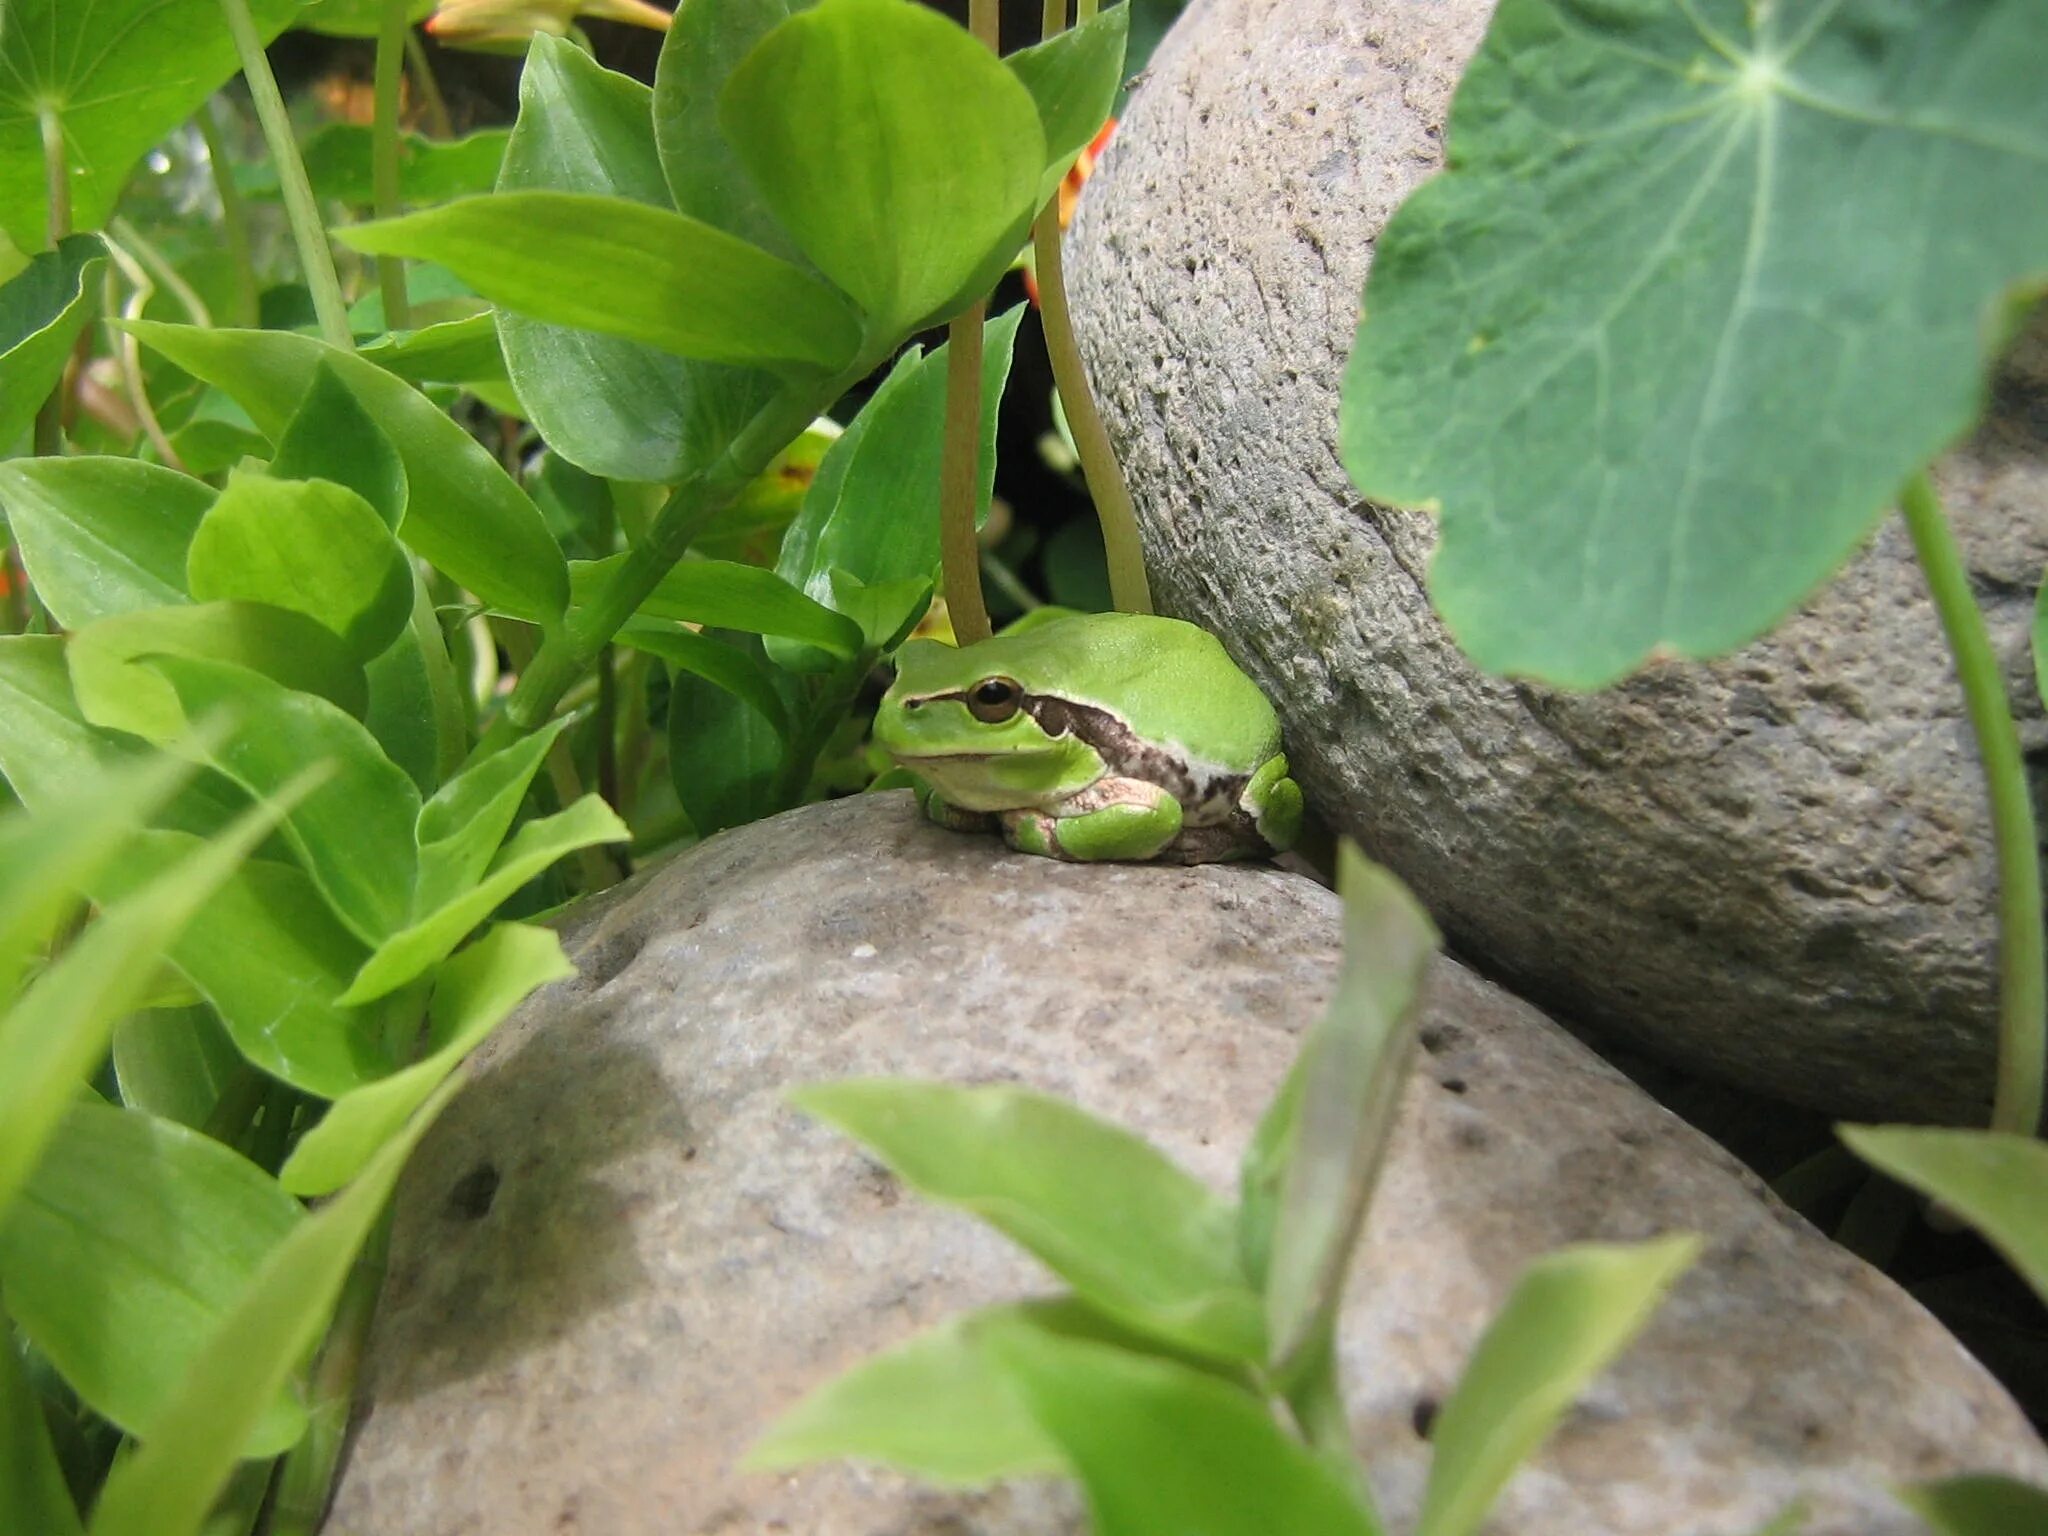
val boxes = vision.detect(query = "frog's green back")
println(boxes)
[975,612,1281,768]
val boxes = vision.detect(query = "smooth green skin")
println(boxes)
[874,612,1301,862]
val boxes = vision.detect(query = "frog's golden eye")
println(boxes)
[967,676,1023,723]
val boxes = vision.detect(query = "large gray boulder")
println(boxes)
[330,795,2044,1536]
[1064,0,2048,1121]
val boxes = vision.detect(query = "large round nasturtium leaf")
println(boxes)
[718,0,1045,340]
[1340,0,2048,689]
[0,0,302,249]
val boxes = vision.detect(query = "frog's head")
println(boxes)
[874,636,1102,811]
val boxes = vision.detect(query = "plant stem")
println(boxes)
[488,381,843,749]
[195,98,260,327]
[33,109,73,459]
[1899,470,2046,1137]
[404,31,455,139]
[939,303,994,644]
[217,0,353,350]
[108,217,212,327]
[1030,1,1151,615]
[372,1,412,331]
[268,1214,393,1536]
[1280,1335,1379,1523]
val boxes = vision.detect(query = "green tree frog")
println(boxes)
[874,612,1304,863]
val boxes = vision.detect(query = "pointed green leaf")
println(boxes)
[1263,847,1440,1372]
[1838,1127,2048,1305]
[791,1079,1264,1362]
[148,657,421,944]
[1005,4,1129,208]
[0,1103,306,1456]
[666,630,790,836]
[278,121,503,203]
[0,1,300,247]
[343,193,862,372]
[1340,0,2048,687]
[283,923,569,1195]
[267,361,407,529]
[719,0,1044,336]
[414,717,572,914]
[623,622,791,742]
[342,795,628,1004]
[575,554,863,658]
[112,1007,243,1130]
[69,601,369,743]
[124,323,567,624]
[0,457,210,625]
[988,1327,1381,1536]
[1896,1475,2048,1536]
[87,1075,464,1536]
[358,311,506,388]
[654,0,814,259]
[185,472,412,662]
[0,1295,82,1536]
[0,236,107,451]
[1416,1236,1700,1536]
[105,834,389,1100]
[0,792,296,1224]
[501,34,779,483]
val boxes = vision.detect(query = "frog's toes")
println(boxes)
[916,781,997,834]
[1000,810,1063,859]
[1243,754,1304,853]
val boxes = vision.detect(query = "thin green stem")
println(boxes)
[1279,1335,1378,1524]
[939,303,994,644]
[1033,202,1151,614]
[372,1,412,330]
[217,0,353,350]
[195,99,260,327]
[108,217,212,326]
[33,108,73,460]
[1076,0,1097,19]
[404,31,454,139]
[981,548,1041,613]
[1899,471,2046,1137]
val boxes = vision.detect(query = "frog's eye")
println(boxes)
[967,676,1023,723]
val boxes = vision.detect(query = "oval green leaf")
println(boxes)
[1004,3,1128,209]
[718,0,1045,337]
[0,235,108,451]
[343,192,863,372]
[1340,0,2048,687]
[0,457,211,627]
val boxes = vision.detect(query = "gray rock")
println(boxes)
[1063,0,2048,1122]
[330,795,2045,1536]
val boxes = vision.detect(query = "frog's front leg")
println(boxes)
[1001,777,1184,862]
[913,778,998,835]
[1242,753,1304,853]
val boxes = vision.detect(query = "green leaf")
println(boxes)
[366,569,468,795]
[342,794,628,1004]
[1005,4,1129,208]
[112,1007,243,1130]
[124,323,567,625]
[748,1301,1085,1484]
[343,193,863,372]
[665,630,790,836]
[149,657,422,944]
[0,0,300,248]
[110,835,389,1099]
[0,1102,306,1455]
[0,1295,82,1536]
[0,791,296,1225]
[0,235,107,451]
[280,122,505,202]
[1838,1126,2048,1305]
[412,716,570,913]
[654,0,813,260]
[501,33,780,484]
[294,0,435,39]
[1262,847,1440,1372]
[988,1326,1381,1536]
[267,360,408,530]
[772,306,1022,659]
[1416,1236,1700,1536]
[1896,1475,2048,1536]
[0,457,210,626]
[791,1079,1265,1362]
[1339,0,2048,688]
[281,923,570,1195]
[719,0,1045,336]
[623,621,791,742]
[68,602,367,745]
[358,312,507,388]
[87,1075,464,1536]
[185,473,412,663]
[576,553,863,658]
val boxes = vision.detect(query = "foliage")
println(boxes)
[758,846,1699,1532]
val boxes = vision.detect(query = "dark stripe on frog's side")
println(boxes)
[921,688,1249,823]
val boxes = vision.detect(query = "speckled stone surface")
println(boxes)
[1063,0,2048,1121]
[329,795,2044,1536]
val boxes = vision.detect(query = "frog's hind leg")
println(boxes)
[1241,754,1304,854]
[1001,778,1183,862]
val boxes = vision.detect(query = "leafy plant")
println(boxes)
[1340,2,2047,1138]
[754,847,1700,1533]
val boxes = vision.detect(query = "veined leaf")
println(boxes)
[0,235,108,450]
[0,457,210,626]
